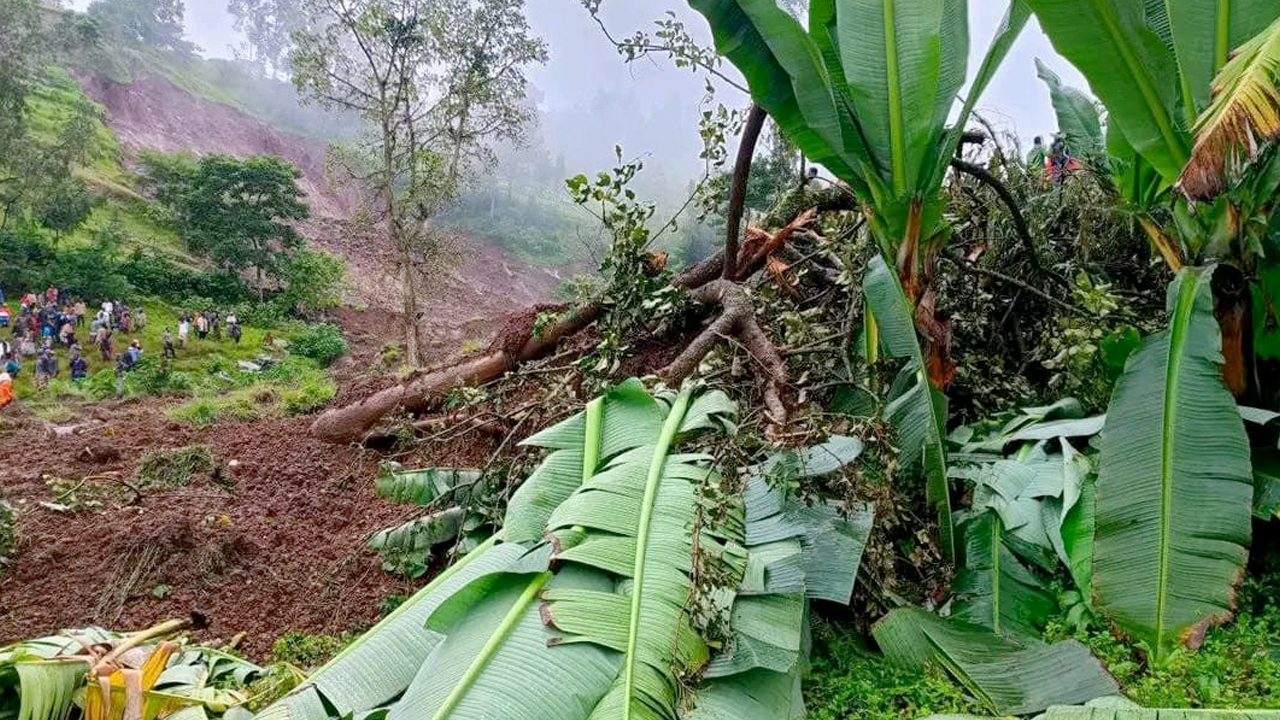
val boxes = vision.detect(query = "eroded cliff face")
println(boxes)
[78,71,562,359]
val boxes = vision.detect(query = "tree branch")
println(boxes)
[723,105,767,280]
[949,157,1071,289]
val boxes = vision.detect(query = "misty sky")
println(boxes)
[68,1,1092,176]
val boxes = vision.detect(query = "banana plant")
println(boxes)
[259,380,871,720]
[1023,0,1280,665]
[0,621,265,720]
[687,0,1033,560]
[1093,268,1253,664]
[1025,0,1280,390]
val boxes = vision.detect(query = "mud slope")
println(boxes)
[79,72,562,356]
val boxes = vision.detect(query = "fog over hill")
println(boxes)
[67,0,1091,183]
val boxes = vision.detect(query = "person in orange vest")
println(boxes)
[0,371,14,410]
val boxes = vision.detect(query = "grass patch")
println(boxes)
[135,444,218,489]
[269,631,355,670]
[804,619,986,720]
[166,356,335,426]
[1043,560,1280,709]
[0,500,16,569]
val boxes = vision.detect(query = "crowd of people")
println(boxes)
[0,285,244,408]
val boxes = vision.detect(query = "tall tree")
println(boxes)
[227,0,304,78]
[87,0,192,54]
[155,154,311,296]
[291,0,545,366]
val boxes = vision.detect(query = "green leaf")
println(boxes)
[682,668,805,720]
[1036,58,1105,162]
[1252,448,1280,519]
[686,0,865,188]
[14,661,87,720]
[932,0,1031,188]
[742,474,874,604]
[384,569,620,720]
[367,508,466,558]
[259,539,529,720]
[505,380,665,542]
[864,254,954,561]
[952,511,1055,637]
[1162,0,1278,118]
[1093,267,1253,663]
[375,467,483,507]
[873,608,1119,716]
[541,389,733,720]
[1024,0,1189,180]
[704,594,804,678]
[833,0,968,195]
[1061,473,1097,597]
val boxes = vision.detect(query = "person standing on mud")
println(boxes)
[70,345,88,381]
[98,325,113,362]
[34,348,56,387]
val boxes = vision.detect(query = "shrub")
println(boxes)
[135,445,218,489]
[269,632,354,670]
[289,324,347,366]
[282,376,336,415]
[127,358,193,397]
[167,397,220,426]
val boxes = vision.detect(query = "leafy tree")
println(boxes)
[87,0,193,54]
[282,247,347,310]
[227,0,304,78]
[291,0,546,366]
[33,178,97,241]
[144,153,310,296]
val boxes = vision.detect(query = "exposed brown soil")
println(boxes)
[79,71,565,357]
[0,405,394,657]
[0,73,568,657]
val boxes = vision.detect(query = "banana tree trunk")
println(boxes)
[1213,263,1253,399]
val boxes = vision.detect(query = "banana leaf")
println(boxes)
[873,608,1118,716]
[375,466,484,507]
[1036,59,1105,163]
[864,254,953,560]
[951,511,1054,637]
[13,661,85,720]
[1093,267,1253,663]
[1159,0,1277,119]
[1024,0,1188,180]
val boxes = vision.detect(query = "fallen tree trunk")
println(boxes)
[313,194,831,444]
[310,304,601,444]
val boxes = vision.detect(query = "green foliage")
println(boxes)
[87,0,193,54]
[1044,569,1280,709]
[281,248,347,311]
[280,374,336,415]
[134,444,218,489]
[269,632,356,671]
[0,500,16,570]
[139,152,310,290]
[566,150,681,380]
[289,324,348,366]
[1094,268,1253,665]
[805,621,986,720]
